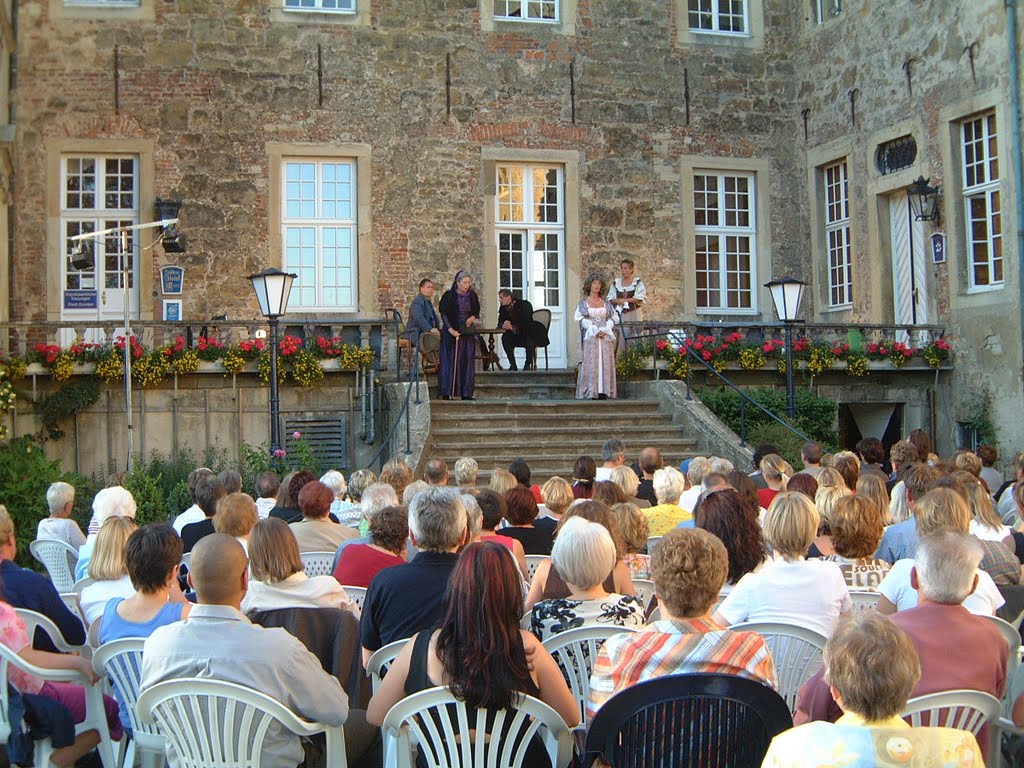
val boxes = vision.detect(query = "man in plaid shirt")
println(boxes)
[587,528,777,719]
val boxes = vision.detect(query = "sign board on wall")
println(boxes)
[931,232,946,265]
[163,300,182,322]
[63,290,98,310]
[160,266,185,295]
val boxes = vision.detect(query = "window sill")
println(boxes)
[822,303,853,313]
[965,283,1005,296]
[51,0,153,21]
[271,6,367,25]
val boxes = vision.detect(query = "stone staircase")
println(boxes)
[426,370,700,483]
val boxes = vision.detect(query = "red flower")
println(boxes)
[655,340,668,351]
[693,342,704,351]
[701,350,712,361]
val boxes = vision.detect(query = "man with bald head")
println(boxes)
[635,446,663,505]
[141,534,358,768]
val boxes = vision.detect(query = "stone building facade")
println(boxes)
[4,0,1023,459]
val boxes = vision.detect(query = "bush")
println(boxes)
[697,386,839,460]
[0,436,67,568]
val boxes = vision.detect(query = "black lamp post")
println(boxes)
[248,268,296,454]
[765,277,806,420]
[907,176,941,222]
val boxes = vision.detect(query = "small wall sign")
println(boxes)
[160,266,185,295]
[931,232,947,265]
[63,290,98,310]
[163,300,182,322]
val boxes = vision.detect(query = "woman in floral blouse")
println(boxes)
[530,517,644,640]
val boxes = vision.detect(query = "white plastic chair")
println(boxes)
[60,592,87,626]
[14,608,83,654]
[525,555,549,582]
[541,625,638,726]
[645,536,661,555]
[0,643,118,768]
[631,579,656,610]
[30,539,79,592]
[732,621,827,714]
[900,689,1002,736]
[367,638,410,693]
[341,585,367,611]
[72,577,96,594]
[138,678,348,768]
[92,639,166,768]
[380,685,573,768]
[848,590,880,613]
[300,551,336,576]
[984,614,1021,716]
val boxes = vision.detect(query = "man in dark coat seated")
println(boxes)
[497,289,548,371]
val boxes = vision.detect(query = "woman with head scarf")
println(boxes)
[437,270,481,400]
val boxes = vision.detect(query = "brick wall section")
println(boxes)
[14,0,803,327]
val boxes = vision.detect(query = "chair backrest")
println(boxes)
[366,637,409,694]
[848,590,880,613]
[59,592,86,626]
[14,608,82,654]
[180,552,191,571]
[381,685,572,768]
[341,585,367,611]
[584,673,792,768]
[71,577,95,594]
[29,539,79,593]
[532,308,552,332]
[92,639,164,749]
[525,555,549,582]
[645,536,662,555]
[632,579,656,610]
[138,678,348,768]
[731,621,827,714]
[900,689,1002,736]
[300,551,336,577]
[86,619,102,650]
[541,625,638,726]
[0,641,91,743]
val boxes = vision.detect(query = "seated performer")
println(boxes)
[497,289,548,371]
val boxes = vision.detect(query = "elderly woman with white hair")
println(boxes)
[319,469,350,519]
[530,517,644,640]
[38,481,86,549]
[644,467,693,536]
[74,486,137,581]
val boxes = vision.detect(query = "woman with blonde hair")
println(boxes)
[821,494,890,589]
[241,518,359,616]
[610,502,651,580]
[80,516,139,625]
[964,480,1014,547]
[716,492,851,637]
[530,517,644,640]
[488,468,518,496]
[807,484,850,558]
[609,465,651,508]
[540,476,574,524]
[831,451,861,491]
[756,454,793,509]
[814,466,847,491]
[855,473,893,526]
[213,492,259,553]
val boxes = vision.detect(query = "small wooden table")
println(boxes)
[474,328,504,371]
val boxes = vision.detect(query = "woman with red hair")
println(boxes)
[367,541,578,763]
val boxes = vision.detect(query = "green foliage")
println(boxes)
[122,465,168,526]
[746,423,805,468]
[240,436,326,496]
[616,342,654,380]
[37,377,100,440]
[0,436,65,568]
[697,386,839,458]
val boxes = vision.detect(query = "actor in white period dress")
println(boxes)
[575,274,618,400]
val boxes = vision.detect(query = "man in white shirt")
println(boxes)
[594,439,626,482]
[142,533,377,768]
[172,467,214,534]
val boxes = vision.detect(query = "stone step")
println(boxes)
[462,458,700,483]
[429,428,696,445]
[429,399,665,415]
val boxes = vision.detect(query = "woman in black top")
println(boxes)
[498,486,554,555]
[366,542,578,766]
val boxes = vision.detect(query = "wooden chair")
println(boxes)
[139,678,348,768]
[380,685,572,768]
[583,673,792,768]
[731,621,827,715]
[531,309,552,370]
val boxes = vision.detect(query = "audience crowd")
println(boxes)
[8,432,1024,767]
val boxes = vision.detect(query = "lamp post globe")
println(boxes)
[248,268,297,454]
[765,277,807,420]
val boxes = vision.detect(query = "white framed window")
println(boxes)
[60,156,139,315]
[824,160,852,308]
[494,0,558,22]
[961,111,1002,290]
[688,0,747,35]
[814,0,841,23]
[282,159,358,311]
[496,165,564,307]
[283,0,355,12]
[693,172,757,312]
